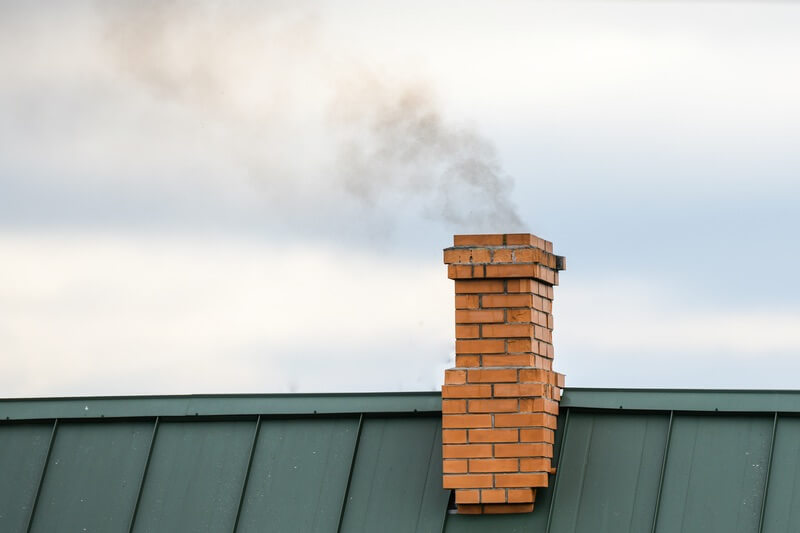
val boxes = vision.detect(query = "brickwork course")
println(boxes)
[442,233,566,515]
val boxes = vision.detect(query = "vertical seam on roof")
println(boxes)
[336,413,363,533]
[127,416,159,533]
[678,416,700,533]
[571,414,595,532]
[627,415,651,533]
[546,407,571,533]
[757,412,778,533]
[651,411,674,533]
[232,415,261,533]
[25,418,58,533]
[414,418,440,533]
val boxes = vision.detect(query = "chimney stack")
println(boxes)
[442,233,566,514]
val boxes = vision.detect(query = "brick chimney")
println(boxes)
[441,233,566,514]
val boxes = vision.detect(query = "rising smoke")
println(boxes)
[97,1,524,231]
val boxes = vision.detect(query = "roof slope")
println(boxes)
[2,389,800,532]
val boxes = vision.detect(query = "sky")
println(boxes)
[1,0,799,397]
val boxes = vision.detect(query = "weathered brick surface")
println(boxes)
[442,233,566,514]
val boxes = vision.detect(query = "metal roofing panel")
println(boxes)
[655,414,773,533]
[339,415,449,533]
[549,411,669,533]
[761,416,800,533]
[28,421,152,533]
[0,422,52,532]
[235,416,359,533]
[131,420,254,533]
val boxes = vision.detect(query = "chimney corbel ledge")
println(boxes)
[442,233,566,514]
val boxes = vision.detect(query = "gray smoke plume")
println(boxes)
[97,1,524,231]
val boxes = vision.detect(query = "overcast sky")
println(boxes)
[2,1,799,397]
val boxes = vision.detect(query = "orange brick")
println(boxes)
[444,459,468,473]
[468,429,518,443]
[455,355,481,367]
[448,264,477,279]
[483,354,535,366]
[469,458,518,473]
[485,264,537,278]
[494,384,546,398]
[480,488,506,503]
[508,488,535,503]
[442,429,467,443]
[520,428,554,443]
[443,414,492,429]
[507,339,534,353]
[507,279,534,293]
[442,384,492,399]
[495,443,553,458]
[519,369,550,383]
[442,400,466,414]
[444,248,491,264]
[455,280,504,294]
[514,248,544,263]
[454,234,504,246]
[534,326,552,343]
[457,504,483,514]
[456,339,505,354]
[507,308,533,323]
[443,444,493,458]
[455,309,505,323]
[483,503,534,514]
[455,489,480,504]
[468,399,518,413]
[505,233,536,245]
[482,324,533,338]
[552,387,562,401]
[455,294,480,309]
[443,474,493,489]
[445,369,466,385]
[555,372,565,388]
[467,369,517,383]
[519,398,559,415]
[481,294,532,308]
[520,458,552,472]
[495,473,548,488]
[456,324,480,339]
[494,413,550,428]
[491,249,513,262]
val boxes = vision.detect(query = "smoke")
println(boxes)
[96,1,524,231]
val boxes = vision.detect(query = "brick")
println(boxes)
[519,398,559,415]
[442,400,466,414]
[455,280,505,294]
[443,474,493,489]
[481,294,532,308]
[454,489,480,504]
[468,399,518,413]
[455,309,505,323]
[514,248,544,263]
[455,324,480,338]
[455,355,481,367]
[456,339,505,354]
[495,473,549,488]
[445,369,466,385]
[491,249,513,262]
[483,503,534,514]
[448,264,475,279]
[443,444,493,458]
[494,413,550,427]
[467,369,517,383]
[482,354,535,367]
[507,308,533,323]
[520,428,555,443]
[507,339,534,353]
[519,369,550,383]
[443,459,468,473]
[520,458,552,472]
[480,488,507,503]
[495,443,553,457]
[552,387,562,401]
[442,384,492,399]
[453,234,504,246]
[494,384,546,398]
[482,324,533,338]
[507,279,534,293]
[469,458,518,473]
[485,264,537,278]
[534,326,552,343]
[556,372,565,388]
[444,248,491,264]
[467,428,519,443]
[508,488,535,503]
[443,414,492,428]
[456,504,483,514]
[442,429,467,443]
[455,294,480,309]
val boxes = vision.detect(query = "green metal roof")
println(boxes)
[2,389,800,532]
